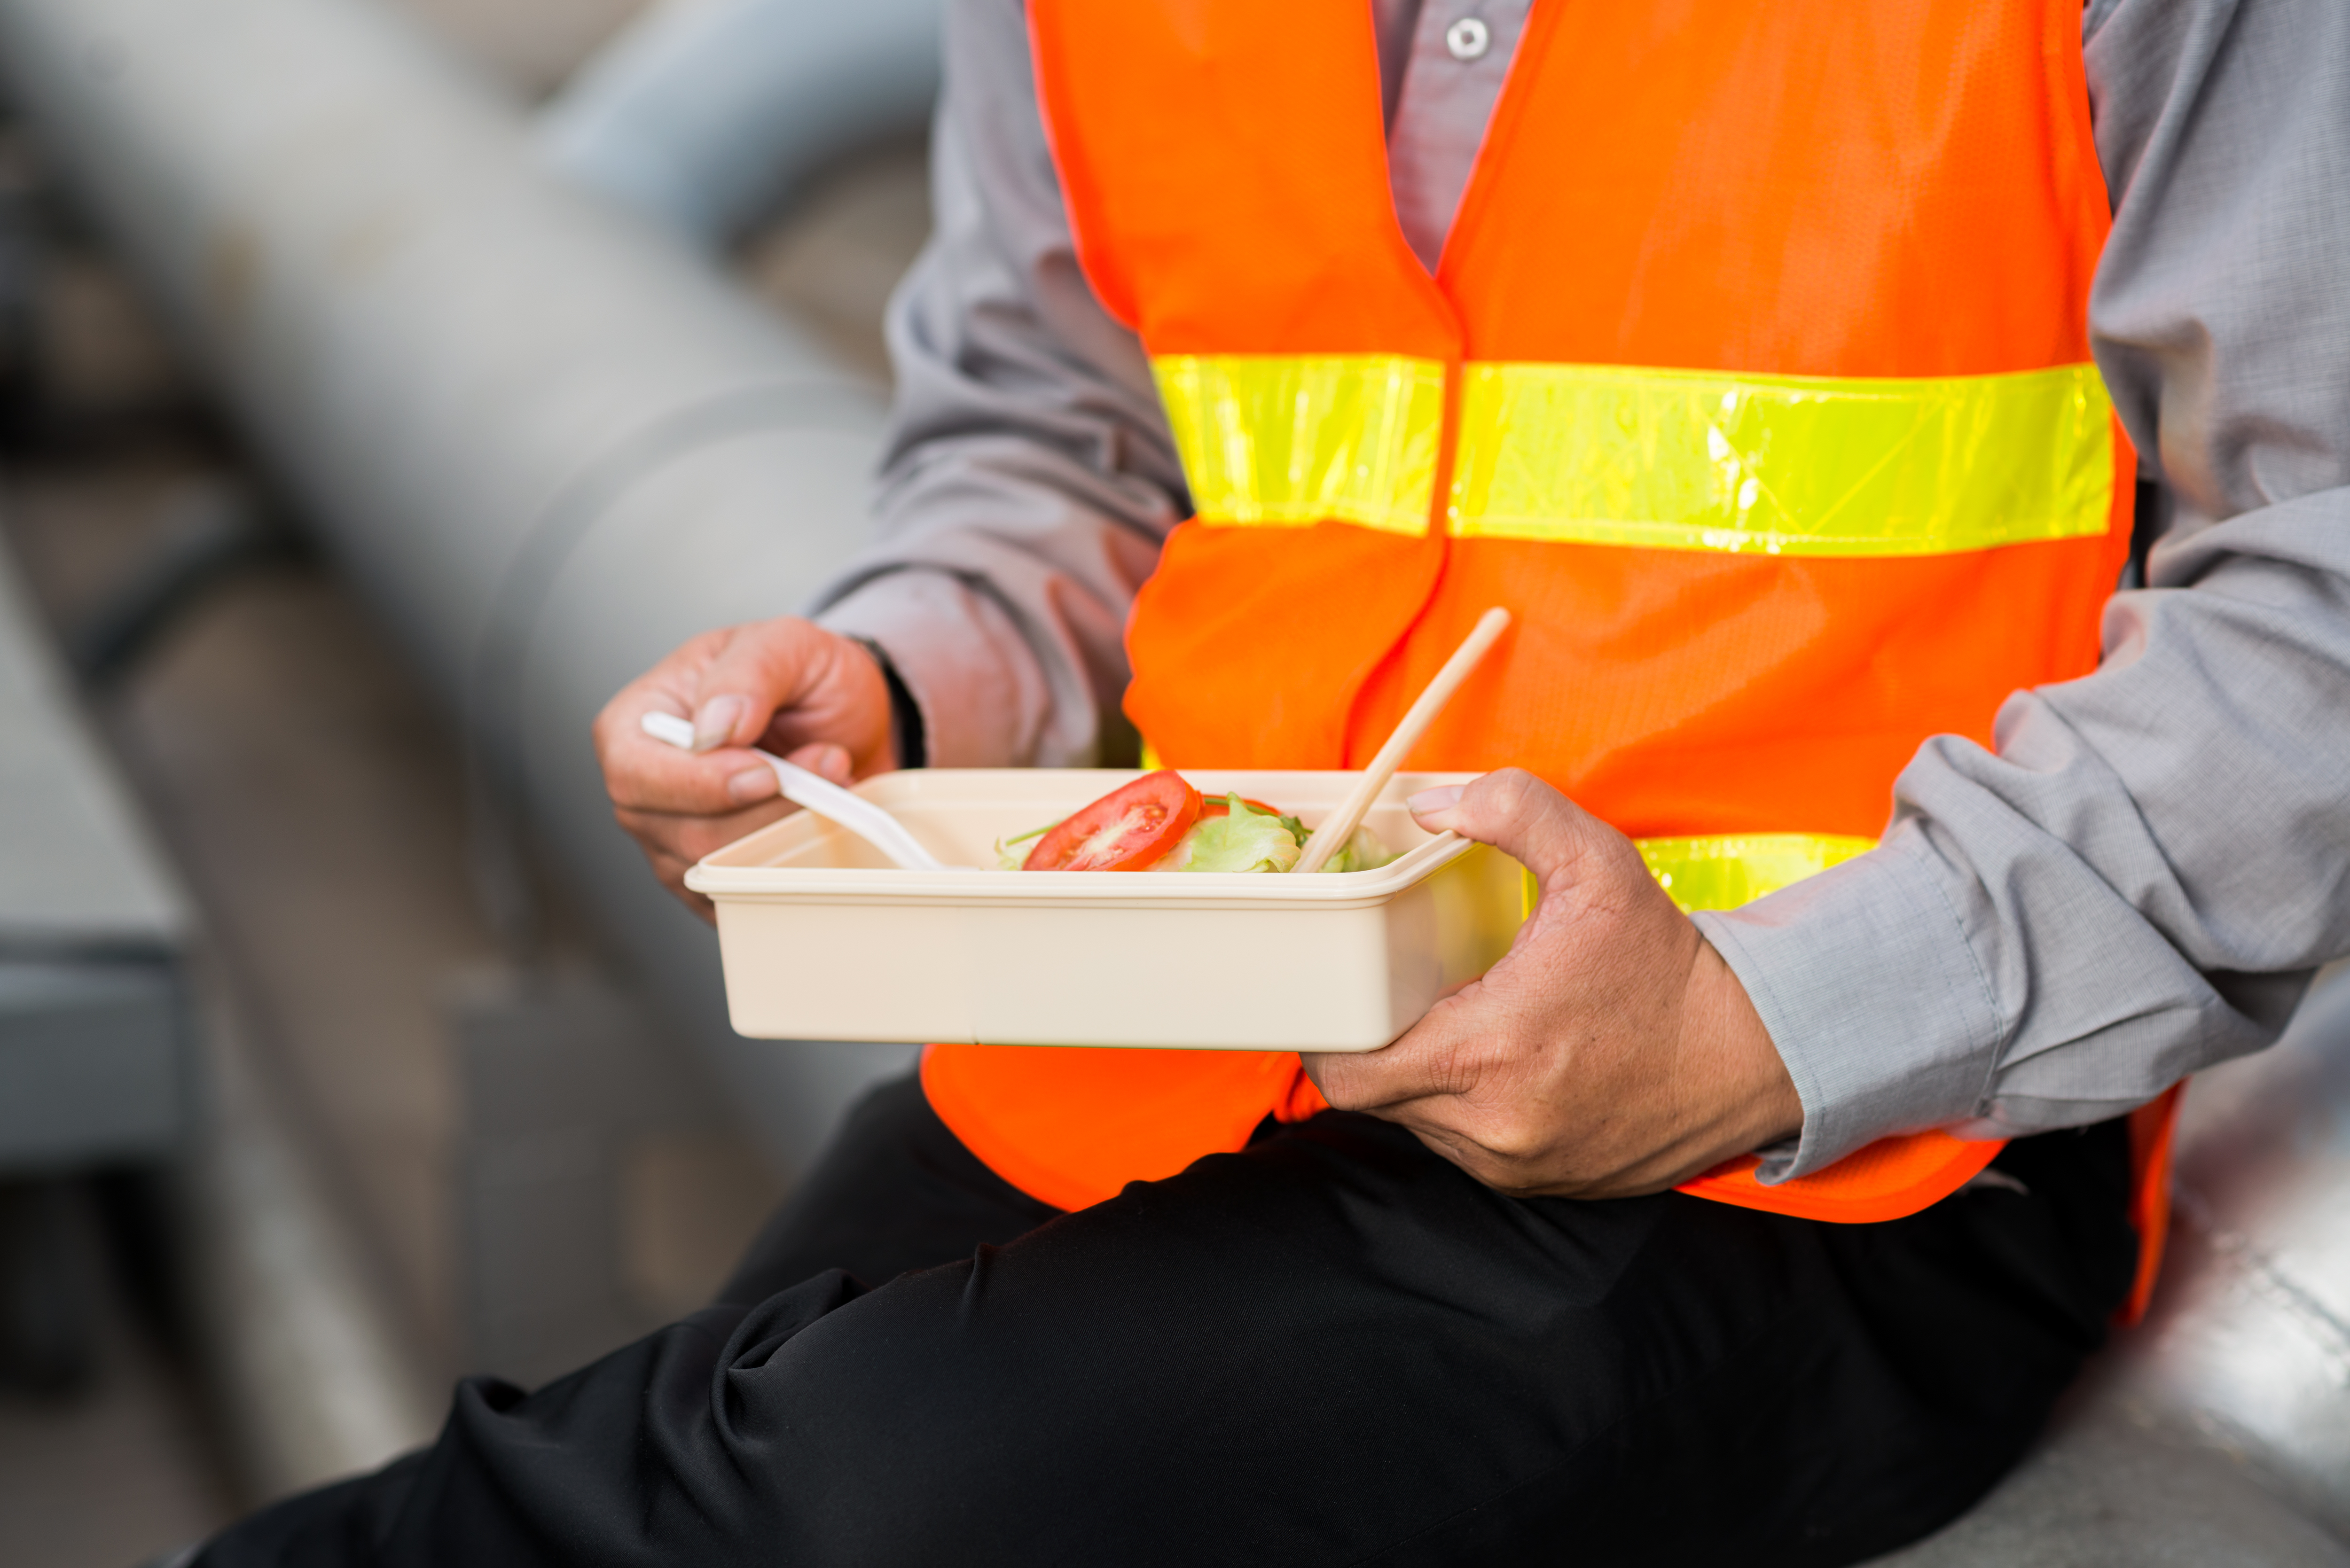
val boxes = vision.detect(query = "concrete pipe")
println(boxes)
[537,0,944,247]
[0,0,919,1172]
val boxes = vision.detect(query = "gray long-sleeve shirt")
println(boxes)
[815,0,2350,1180]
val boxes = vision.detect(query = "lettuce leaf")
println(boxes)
[1316,825,1396,874]
[1155,794,1300,873]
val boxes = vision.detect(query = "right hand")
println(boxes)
[593,617,896,918]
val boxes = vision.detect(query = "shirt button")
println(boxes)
[1444,16,1491,61]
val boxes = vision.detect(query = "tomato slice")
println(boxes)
[1198,796,1284,819]
[1021,770,1204,872]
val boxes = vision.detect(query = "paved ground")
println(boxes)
[0,1183,232,1568]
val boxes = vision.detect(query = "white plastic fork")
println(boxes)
[639,710,961,872]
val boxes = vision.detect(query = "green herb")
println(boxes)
[993,818,1062,870]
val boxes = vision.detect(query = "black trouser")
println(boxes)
[197,1075,2136,1567]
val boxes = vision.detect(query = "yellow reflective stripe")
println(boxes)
[1449,362,2114,556]
[1153,354,1444,535]
[1155,355,2113,555]
[1636,834,1876,913]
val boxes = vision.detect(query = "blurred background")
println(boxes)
[0,0,934,1560]
[4,2,2350,1567]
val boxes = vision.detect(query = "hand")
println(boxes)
[1303,769,1801,1198]
[593,617,895,919]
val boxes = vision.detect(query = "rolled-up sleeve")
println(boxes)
[1702,0,2350,1178]
[810,0,1184,770]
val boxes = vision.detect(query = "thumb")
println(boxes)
[687,619,837,749]
[1406,767,1620,894]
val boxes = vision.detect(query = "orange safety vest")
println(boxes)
[924,0,2182,1319]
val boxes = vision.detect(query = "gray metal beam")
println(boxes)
[0,530,188,1172]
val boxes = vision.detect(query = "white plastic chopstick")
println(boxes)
[1291,607,1512,874]
[639,710,956,872]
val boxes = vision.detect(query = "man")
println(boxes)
[196,0,2349,1562]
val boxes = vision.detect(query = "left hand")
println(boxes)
[1303,769,1802,1198]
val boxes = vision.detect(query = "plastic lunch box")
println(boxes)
[684,769,1529,1053]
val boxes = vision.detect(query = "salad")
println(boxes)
[999,770,1393,874]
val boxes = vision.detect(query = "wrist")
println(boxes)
[1685,938,1804,1159]
[846,635,923,771]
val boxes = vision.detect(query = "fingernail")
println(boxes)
[692,694,748,751]
[725,765,776,804]
[1407,784,1465,815]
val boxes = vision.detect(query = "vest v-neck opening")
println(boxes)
[1384,1,1538,279]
